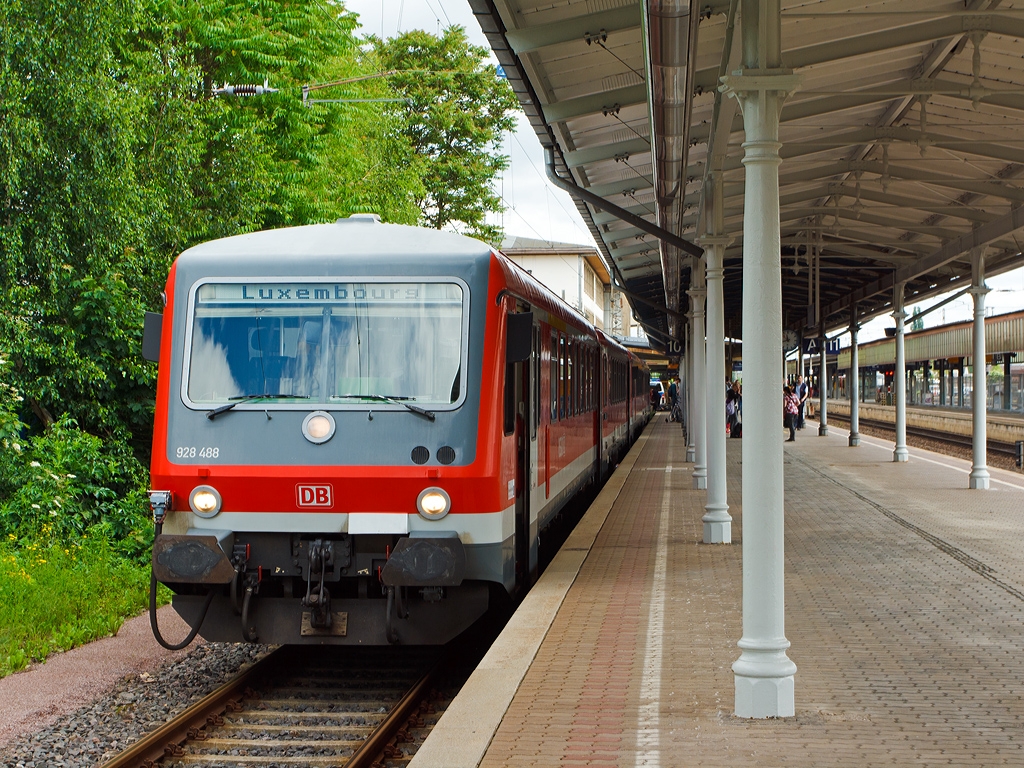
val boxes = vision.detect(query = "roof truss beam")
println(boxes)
[564,137,652,169]
[503,5,641,55]
[821,205,1024,319]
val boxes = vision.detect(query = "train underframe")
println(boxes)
[154,530,495,645]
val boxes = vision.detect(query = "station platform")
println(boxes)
[409,417,1024,767]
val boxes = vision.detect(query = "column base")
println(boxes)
[893,446,909,462]
[734,673,795,719]
[818,424,828,436]
[692,469,707,490]
[848,433,860,446]
[702,519,732,544]
[733,645,797,718]
[686,446,696,463]
[969,469,990,489]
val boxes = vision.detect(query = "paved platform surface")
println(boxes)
[411,417,1024,767]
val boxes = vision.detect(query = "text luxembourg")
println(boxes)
[238,285,423,302]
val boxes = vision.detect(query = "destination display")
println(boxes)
[195,282,462,304]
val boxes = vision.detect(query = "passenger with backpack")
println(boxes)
[726,380,741,438]
[784,385,800,441]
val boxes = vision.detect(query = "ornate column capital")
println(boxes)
[696,234,734,248]
[718,69,801,101]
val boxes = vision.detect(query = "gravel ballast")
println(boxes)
[0,606,270,767]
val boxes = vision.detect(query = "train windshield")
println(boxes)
[184,281,466,408]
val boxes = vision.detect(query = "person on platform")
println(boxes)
[726,380,741,437]
[784,385,800,442]
[795,374,809,429]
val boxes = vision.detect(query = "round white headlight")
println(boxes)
[416,487,451,520]
[302,411,336,444]
[189,485,222,518]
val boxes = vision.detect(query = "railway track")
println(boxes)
[99,627,492,768]
[829,414,1020,459]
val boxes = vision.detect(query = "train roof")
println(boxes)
[175,216,494,268]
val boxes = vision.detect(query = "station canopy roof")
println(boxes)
[469,0,1024,349]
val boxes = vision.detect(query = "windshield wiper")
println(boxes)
[206,394,310,420]
[332,393,436,422]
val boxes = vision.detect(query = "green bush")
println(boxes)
[0,415,151,556]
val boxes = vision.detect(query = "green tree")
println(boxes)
[0,0,156,439]
[0,0,427,541]
[134,0,424,246]
[371,27,520,243]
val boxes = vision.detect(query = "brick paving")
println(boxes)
[476,419,1024,767]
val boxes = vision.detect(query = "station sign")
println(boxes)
[665,338,683,356]
[803,337,841,355]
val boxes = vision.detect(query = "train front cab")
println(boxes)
[147,225,519,647]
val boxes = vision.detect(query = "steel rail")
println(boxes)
[96,646,285,768]
[98,646,443,768]
[345,662,440,768]
[830,414,1019,458]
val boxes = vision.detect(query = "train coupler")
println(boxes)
[301,538,334,628]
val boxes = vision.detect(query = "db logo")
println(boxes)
[296,484,333,508]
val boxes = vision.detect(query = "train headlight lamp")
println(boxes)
[302,411,336,444]
[416,487,451,520]
[189,485,222,518]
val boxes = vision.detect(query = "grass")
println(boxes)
[0,534,153,678]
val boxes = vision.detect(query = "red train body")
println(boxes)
[146,218,649,645]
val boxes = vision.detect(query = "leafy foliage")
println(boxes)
[371,27,520,243]
[0,3,517,668]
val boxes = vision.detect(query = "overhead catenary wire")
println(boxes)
[507,130,592,242]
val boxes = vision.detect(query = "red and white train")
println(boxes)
[144,216,650,646]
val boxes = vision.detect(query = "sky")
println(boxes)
[343,0,1024,347]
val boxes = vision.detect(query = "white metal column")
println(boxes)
[817,329,828,436]
[849,314,861,447]
[701,231,732,543]
[970,249,991,489]
[893,283,909,462]
[690,258,708,490]
[721,49,800,715]
[686,311,696,463]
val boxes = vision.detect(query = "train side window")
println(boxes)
[550,331,558,421]
[587,348,593,411]
[574,339,580,415]
[578,345,584,413]
[582,347,589,412]
[567,337,575,416]
[581,347,587,412]
[503,362,516,438]
[532,325,540,437]
[598,358,606,409]
[559,334,566,420]
[589,348,595,410]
